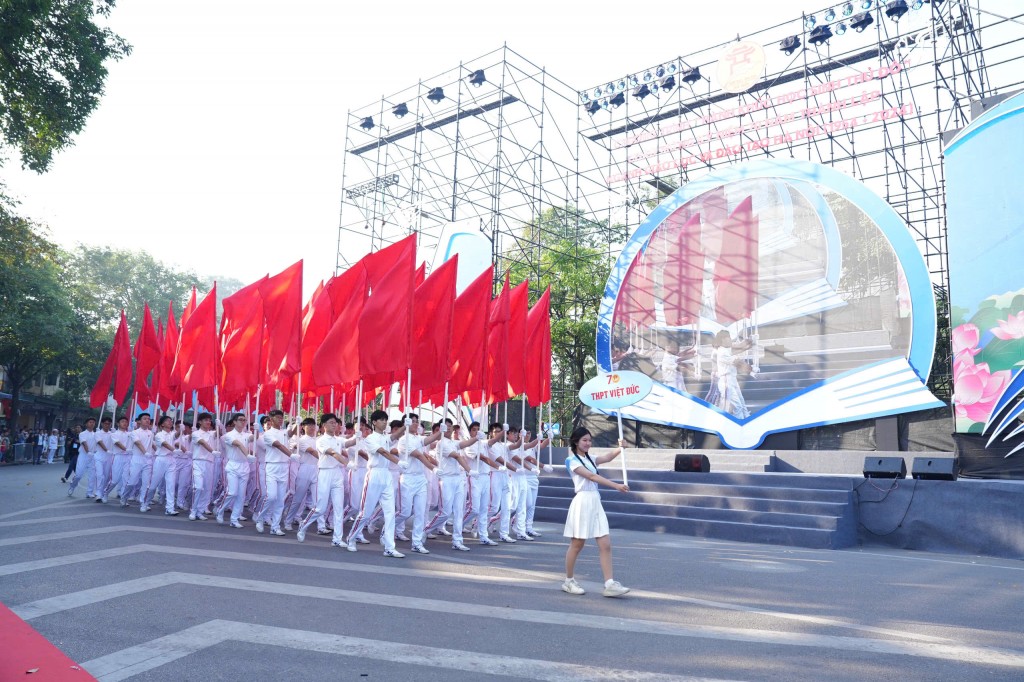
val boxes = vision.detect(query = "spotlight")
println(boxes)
[426,86,444,103]
[666,62,678,75]
[681,66,702,84]
[655,64,666,78]
[585,100,601,115]
[911,0,923,8]
[468,69,485,87]
[659,75,676,93]
[608,92,625,108]
[805,14,817,29]
[885,0,909,20]
[580,91,590,103]
[392,102,408,118]
[632,84,650,100]
[825,7,836,21]
[360,116,374,130]
[780,35,802,54]
[851,10,874,31]
[628,74,639,87]
[593,86,603,98]
[643,70,653,83]
[861,0,873,8]
[836,22,848,34]
[616,79,626,92]
[809,24,833,45]
[599,98,610,110]
[843,2,854,15]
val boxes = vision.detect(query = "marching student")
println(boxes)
[92,416,114,503]
[121,414,155,506]
[423,419,475,551]
[216,413,253,528]
[345,419,371,544]
[173,422,193,511]
[510,429,545,540]
[346,410,405,557]
[487,422,519,544]
[257,409,292,536]
[284,418,319,531]
[140,416,176,513]
[395,418,443,553]
[296,413,349,546]
[367,414,409,535]
[67,417,98,498]
[105,416,132,503]
[561,427,630,598]
[464,421,501,546]
[189,413,218,520]
[247,415,270,516]
[520,430,550,538]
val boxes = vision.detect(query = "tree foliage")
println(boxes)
[0,0,131,171]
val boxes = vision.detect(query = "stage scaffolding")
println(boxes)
[336,1,1023,426]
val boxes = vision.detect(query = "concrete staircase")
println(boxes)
[534,470,857,549]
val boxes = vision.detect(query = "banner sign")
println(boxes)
[579,371,654,411]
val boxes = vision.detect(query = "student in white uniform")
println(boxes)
[257,409,292,536]
[367,415,408,534]
[346,410,405,557]
[346,419,370,526]
[510,430,548,539]
[68,417,98,497]
[105,416,132,503]
[216,413,253,528]
[141,416,176,513]
[284,418,319,531]
[172,423,193,511]
[296,413,350,546]
[521,430,550,538]
[561,427,630,598]
[486,422,519,544]
[464,421,501,546]
[122,414,154,506]
[46,429,60,464]
[394,418,443,553]
[248,415,269,516]
[92,416,114,503]
[189,413,218,520]
[166,422,188,513]
[423,419,475,551]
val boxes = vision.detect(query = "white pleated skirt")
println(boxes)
[563,490,610,539]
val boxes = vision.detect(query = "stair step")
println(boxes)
[540,478,852,503]
[536,489,849,516]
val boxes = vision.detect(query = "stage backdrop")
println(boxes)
[946,92,1024,448]
[597,158,943,449]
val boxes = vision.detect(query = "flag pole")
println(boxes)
[616,410,628,487]
[547,401,553,467]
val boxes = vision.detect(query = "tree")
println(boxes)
[0,0,131,171]
[0,205,76,427]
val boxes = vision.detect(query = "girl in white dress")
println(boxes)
[562,427,630,598]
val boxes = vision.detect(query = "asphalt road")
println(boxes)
[1,462,1022,681]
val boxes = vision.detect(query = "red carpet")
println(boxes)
[0,601,96,681]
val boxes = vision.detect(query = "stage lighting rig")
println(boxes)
[911,0,923,8]
[805,14,817,29]
[809,24,833,45]
[780,35,802,54]
[843,2,854,15]
[585,100,601,115]
[632,84,650,100]
[850,11,874,31]
[360,116,374,131]
[681,66,701,84]
[468,69,486,87]
[392,102,409,118]
[608,92,625,108]
[861,0,873,8]
[885,0,909,20]
[659,75,676,93]
[427,86,445,103]
[836,22,848,34]
[825,7,836,21]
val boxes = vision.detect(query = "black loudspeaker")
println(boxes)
[863,456,907,479]
[675,454,710,473]
[911,457,958,481]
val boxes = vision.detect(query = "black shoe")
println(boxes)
[60,477,66,483]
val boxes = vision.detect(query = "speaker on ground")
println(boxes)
[911,457,959,481]
[863,456,907,479]
[675,454,710,473]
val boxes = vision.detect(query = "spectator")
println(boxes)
[35,430,46,464]
[0,431,10,463]
[62,427,81,483]
[46,429,60,464]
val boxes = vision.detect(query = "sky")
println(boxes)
[3,0,829,295]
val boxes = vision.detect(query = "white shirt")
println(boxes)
[317,434,344,470]
[566,454,600,495]
[112,430,132,455]
[223,430,250,464]
[489,441,511,470]
[175,433,192,458]
[511,443,528,477]
[95,429,114,456]
[262,427,290,464]
[365,431,392,469]
[398,434,426,476]
[435,438,463,477]
[154,430,175,456]
[522,446,539,477]
[191,429,216,462]
[349,437,368,469]
[78,430,97,454]
[296,434,319,467]
[47,434,60,450]
[131,428,154,456]
[466,440,489,476]
[254,434,267,464]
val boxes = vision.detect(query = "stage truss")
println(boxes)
[336,1,1024,428]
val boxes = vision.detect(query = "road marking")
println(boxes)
[0,499,75,520]
[81,619,720,682]
[13,571,1024,667]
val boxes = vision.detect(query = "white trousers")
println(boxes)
[396,473,428,545]
[347,467,367,519]
[489,471,512,537]
[510,475,529,536]
[525,475,540,533]
[46,447,57,464]
[299,468,345,544]
[173,457,192,509]
[141,456,174,509]
[191,459,214,515]
[68,451,95,496]
[285,462,318,525]
[425,474,466,541]
[123,454,152,502]
[261,462,289,530]
[216,461,251,523]
[93,452,112,500]
[467,473,491,540]
[105,454,131,500]
[347,467,395,551]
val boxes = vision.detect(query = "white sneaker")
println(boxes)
[188,512,197,521]
[165,510,179,516]
[499,534,517,544]
[296,529,306,543]
[451,543,470,552]
[238,516,247,522]
[527,530,542,537]
[316,528,331,535]
[255,521,265,533]
[331,540,344,548]
[216,513,225,525]
[479,537,498,546]
[562,578,586,595]
[383,549,405,558]
[355,536,370,545]
[425,533,437,540]
[410,545,430,554]
[271,528,285,536]
[284,523,293,531]
[230,521,244,529]
[438,528,452,537]
[515,533,534,541]
[603,580,630,598]
[139,505,150,513]
[396,532,410,542]
[346,541,357,552]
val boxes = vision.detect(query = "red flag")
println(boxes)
[90,311,132,408]
[410,256,458,397]
[168,290,195,394]
[181,287,197,327]
[133,303,162,407]
[414,262,426,288]
[446,265,493,399]
[506,279,529,397]
[486,276,511,404]
[714,196,758,323]
[151,318,165,406]
[260,261,303,386]
[358,239,416,378]
[314,265,367,387]
[221,277,267,395]
[171,285,219,394]
[362,235,416,287]
[162,302,181,397]
[300,280,329,391]
[526,287,552,406]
